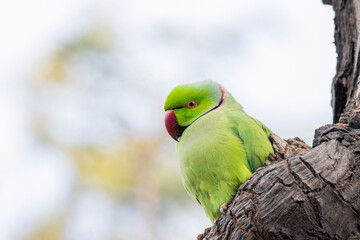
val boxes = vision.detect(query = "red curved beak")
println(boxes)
[165,110,179,141]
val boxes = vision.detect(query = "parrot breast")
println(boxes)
[177,107,253,223]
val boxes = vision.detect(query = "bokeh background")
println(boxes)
[0,1,335,239]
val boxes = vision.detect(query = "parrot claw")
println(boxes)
[355,106,360,113]
[335,123,349,127]
[197,227,211,240]
[219,201,231,213]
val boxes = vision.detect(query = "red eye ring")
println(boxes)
[186,100,198,109]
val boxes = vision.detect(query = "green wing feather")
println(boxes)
[230,112,273,173]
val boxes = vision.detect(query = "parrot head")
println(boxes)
[164,80,227,141]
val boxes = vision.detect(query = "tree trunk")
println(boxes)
[201,1,360,239]
[330,0,360,125]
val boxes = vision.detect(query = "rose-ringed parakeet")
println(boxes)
[164,80,273,223]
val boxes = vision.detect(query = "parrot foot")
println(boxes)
[197,227,211,240]
[355,106,360,113]
[335,123,349,127]
[219,201,231,213]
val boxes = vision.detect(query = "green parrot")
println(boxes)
[164,80,273,223]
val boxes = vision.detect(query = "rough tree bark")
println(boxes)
[330,0,360,125]
[200,1,360,239]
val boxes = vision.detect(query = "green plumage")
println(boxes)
[164,80,273,223]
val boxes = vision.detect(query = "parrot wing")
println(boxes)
[231,112,274,173]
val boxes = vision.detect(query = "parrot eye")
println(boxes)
[186,100,198,109]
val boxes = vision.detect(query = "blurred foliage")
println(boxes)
[26,20,188,240]
[39,25,115,83]
[69,138,162,200]
[71,145,135,199]
[25,216,63,240]
[69,139,185,201]
[31,116,55,145]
